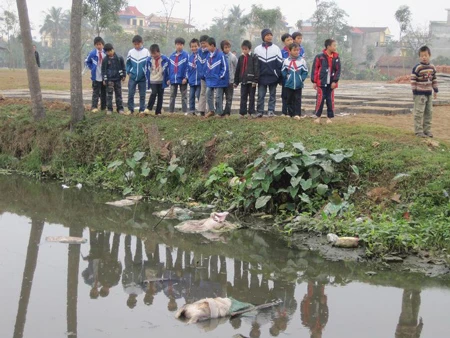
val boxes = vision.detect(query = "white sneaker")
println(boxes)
[91,108,99,113]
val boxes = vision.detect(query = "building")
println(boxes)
[118,6,146,34]
[147,14,195,31]
[429,9,450,58]
[375,55,415,77]
[349,27,396,66]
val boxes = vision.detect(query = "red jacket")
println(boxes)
[311,49,341,88]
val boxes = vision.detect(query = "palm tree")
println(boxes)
[39,7,70,49]
[225,5,248,49]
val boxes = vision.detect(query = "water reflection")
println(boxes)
[396,290,423,338]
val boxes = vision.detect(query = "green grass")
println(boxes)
[1,103,450,256]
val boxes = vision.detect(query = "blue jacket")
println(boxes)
[254,42,283,85]
[168,50,189,84]
[146,55,170,89]
[282,56,308,90]
[205,49,229,88]
[187,52,202,86]
[198,48,209,80]
[126,47,150,82]
[85,49,106,81]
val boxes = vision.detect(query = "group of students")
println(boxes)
[85,28,341,123]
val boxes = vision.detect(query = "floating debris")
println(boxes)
[105,199,137,207]
[46,236,87,244]
[327,233,359,248]
[176,212,239,234]
[153,207,194,220]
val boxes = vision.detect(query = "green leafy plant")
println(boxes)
[201,163,239,204]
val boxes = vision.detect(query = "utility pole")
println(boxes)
[188,0,192,34]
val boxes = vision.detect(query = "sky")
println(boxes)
[11,0,450,40]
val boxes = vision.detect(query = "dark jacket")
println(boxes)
[102,53,126,82]
[311,49,340,88]
[254,42,283,85]
[234,52,259,85]
[34,51,40,68]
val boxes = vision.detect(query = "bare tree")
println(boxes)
[16,0,45,120]
[70,0,84,127]
[161,0,178,42]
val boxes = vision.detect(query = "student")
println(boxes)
[85,36,106,113]
[411,46,438,138]
[168,37,189,114]
[186,38,202,115]
[126,35,150,115]
[101,43,126,115]
[33,45,41,68]
[292,32,305,58]
[204,37,229,118]
[197,35,210,116]
[311,39,341,124]
[254,29,283,118]
[144,44,169,116]
[281,43,308,120]
[221,40,238,116]
[280,33,293,117]
[234,40,259,118]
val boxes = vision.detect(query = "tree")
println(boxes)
[16,0,45,120]
[160,0,178,43]
[83,0,128,36]
[395,5,411,42]
[70,0,85,127]
[248,5,284,32]
[1,1,20,68]
[40,7,70,49]
[224,5,249,49]
[296,19,303,31]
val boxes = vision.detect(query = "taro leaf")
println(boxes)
[269,161,280,172]
[323,202,343,216]
[168,164,178,172]
[253,171,266,181]
[308,167,321,180]
[125,171,135,181]
[177,167,185,176]
[299,193,311,204]
[180,174,187,183]
[275,152,294,160]
[277,188,289,193]
[286,203,296,211]
[285,164,299,177]
[244,199,253,209]
[301,154,317,166]
[289,186,300,199]
[267,148,279,156]
[126,158,137,169]
[205,174,218,186]
[277,143,285,149]
[261,178,271,193]
[292,142,305,152]
[122,187,133,196]
[300,179,313,191]
[254,188,263,198]
[392,173,410,181]
[330,153,346,163]
[351,165,360,176]
[290,157,303,166]
[274,166,285,178]
[141,162,149,169]
[141,167,151,177]
[253,157,264,167]
[319,160,334,174]
[255,195,272,209]
[160,177,168,185]
[310,149,328,156]
[317,184,329,196]
[291,176,302,188]
[133,151,145,162]
[108,160,123,170]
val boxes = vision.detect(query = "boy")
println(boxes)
[311,39,341,124]
[101,43,126,115]
[234,40,259,118]
[292,32,305,58]
[126,35,150,115]
[411,46,438,138]
[168,37,189,114]
[145,44,169,116]
[281,43,308,120]
[186,38,202,115]
[254,29,283,118]
[221,40,238,116]
[197,35,210,116]
[85,37,106,113]
[204,37,229,118]
[281,33,293,117]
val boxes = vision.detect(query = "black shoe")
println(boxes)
[256,113,263,118]
[425,132,433,138]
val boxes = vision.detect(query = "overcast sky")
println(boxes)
[18,0,450,40]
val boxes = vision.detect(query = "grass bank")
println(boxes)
[1,99,449,257]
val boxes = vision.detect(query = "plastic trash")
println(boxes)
[46,236,87,244]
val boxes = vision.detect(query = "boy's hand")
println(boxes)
[331,82,337,89]
[167,80,170,85]
[434,92,438,99]
[233,84,238,89]
[103,81,106,86]
[122,77,126,82]
[313,83,317,90]
[252,83,257,88]
[182,79,187,85]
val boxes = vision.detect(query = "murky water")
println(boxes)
[1,176,449,338]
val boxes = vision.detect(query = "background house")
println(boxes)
[430,9,450,58]
[375,55,415,77]
[118,6,146,34]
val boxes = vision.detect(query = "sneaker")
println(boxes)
[106,110,113,115]
[256,113,263,118]
[294,116,301,120]
[267,111,275,117]
[91,108,99,113]
[326,118,333,124]
[425,132,434,138]
[143,109,152,115]
[415,133,427,138]
[118,110,125,115]
[123,110,131,116]
[199,112,205,117]
[205,111,215,118]
[281,114,289,118]
[138,111,146,117]
[314,118,321,124]
[239,114,246,119]
[185,112,196,116]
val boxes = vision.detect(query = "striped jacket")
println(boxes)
[126,47,150,82]
[254,42,283,85]
[311,49,340,88]
[281,56,308,90]
[186,52,202,86]
[411,63,438,96]
[168,50,189,84]
[85,49,106,81]
[205,49,229,88]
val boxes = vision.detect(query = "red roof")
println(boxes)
[118,6,145,17]
[350,27,364,34]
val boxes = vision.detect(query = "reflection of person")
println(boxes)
[143,239,164,306]
[300,281,329,338]
[122,235,144,309]
[82,230,103,299]
[395,290,423,338]
[98,232,122,298]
